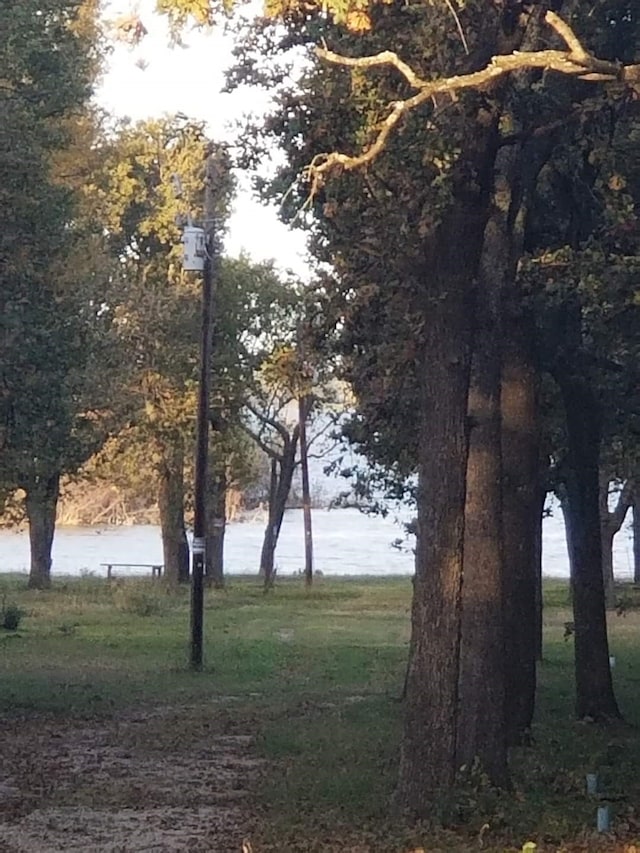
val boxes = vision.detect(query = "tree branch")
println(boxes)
[546,11,589,63]
[307,11,638,194]
[244,398,292,445]
[238,417,282,461]
[610,479,634,532]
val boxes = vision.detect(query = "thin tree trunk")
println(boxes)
[260,431,299,589]
[158,441,189,585]
[260,458,279,586]
[601,526,615,609]
[599,479,633,604]
[599,478,615,609]
[26,473,60,590]
[558,486,576,593]
[502,310,540,745]
[298,395,314,587]
[206,469,226,589]
[558,377,621,721]
[634,497,640,585]
[534,488,545,662]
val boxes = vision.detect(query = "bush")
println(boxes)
[2,602,24,631]
[112,581,170,617]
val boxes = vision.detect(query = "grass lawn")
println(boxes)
[1,573,639,852]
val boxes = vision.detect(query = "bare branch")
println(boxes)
[244,399,292,445]
[305,412,339,451]
[238,417,282,461]
[443,0,469,56]
[306,12,633,194]
[545,10,589,62]
[313,48,431,90]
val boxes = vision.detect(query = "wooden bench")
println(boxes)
[100,563,163,580]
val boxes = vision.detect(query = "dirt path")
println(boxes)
[0,704,263,853]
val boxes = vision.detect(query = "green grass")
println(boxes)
[1,573,640,851]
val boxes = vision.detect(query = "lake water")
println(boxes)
[0,507,634,579]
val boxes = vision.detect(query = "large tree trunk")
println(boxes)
[558,377,621,721]
[260,431,299,589]
[395,8,557,808]
[206,469,226,589]
[398,279,473,810]
[158,441,189,585]
[396,201,488,811]
[457,307,506,783]
[26,473,60,590]
[457,140,526,781]
[502,311,540,744]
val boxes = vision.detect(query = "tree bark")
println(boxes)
[457,141,526,781]
[260,430,299,589]
[395,9,557,808]
[457,305,506,784]
[558,377,621,721]
[26,472,60,590]
[206,469,226,589]
[502,310,540,744]
[158,441,189,585]
[396,200,488,812]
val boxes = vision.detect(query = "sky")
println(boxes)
[96,1,310,275]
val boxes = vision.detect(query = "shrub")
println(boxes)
[2,602,24,631]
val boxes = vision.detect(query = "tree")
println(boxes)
[599,478,634,605]
[91,117,233,584]
[228,0,640,804]
[0,0,118,588]
[206,256,305,585]
[241,342,311,589]
[162,0,639,799]
[526,95,640,718]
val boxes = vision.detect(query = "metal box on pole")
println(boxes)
[182,225,206,272]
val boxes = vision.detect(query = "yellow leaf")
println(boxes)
[345,9,371,31]
[609,174,626,191]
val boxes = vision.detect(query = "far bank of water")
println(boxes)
[0,507,634,579]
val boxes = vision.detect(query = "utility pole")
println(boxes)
[190,149,218,671]
[297,323,314,587]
